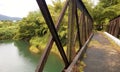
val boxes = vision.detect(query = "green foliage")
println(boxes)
[99,0,120,8]
[0,20,17,40]
[0,28,15,40]
[58,25,67,46]
[83,0,94,16]
[29,34,50,49]
[14,11,48,41]
[0,20,13,27]
[48,0,68,46]
[93,0,120,24]
[0,0,73,53]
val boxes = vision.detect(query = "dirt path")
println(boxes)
[83,32,120,72]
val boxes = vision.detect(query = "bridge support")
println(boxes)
[67,0,76,63]
[108,15,120,38]
[36,0,93,71]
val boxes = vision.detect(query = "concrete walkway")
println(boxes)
[83,32,120,72]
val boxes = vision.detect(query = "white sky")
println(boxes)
[91,0,99,6]
[0,0,52,18]
[0,0,98,18]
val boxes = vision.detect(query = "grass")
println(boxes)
[29,33,50,53]
[88,39,101,47]
[78,61,86,72]
[71,53,87,72]
[29,33,64,56]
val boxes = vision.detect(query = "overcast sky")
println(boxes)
[0,0,98,18]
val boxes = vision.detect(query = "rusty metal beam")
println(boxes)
[76,0,93,22]
[75,5,82,50]
[35,0,69,71]
[36,0,94,72]
[65,33,94,72]
[67,0,76,62]
[36,0,69,72]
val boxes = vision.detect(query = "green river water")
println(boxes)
[0,40,64,72]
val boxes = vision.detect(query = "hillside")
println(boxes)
[0,14,22,21]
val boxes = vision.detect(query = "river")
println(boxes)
[0,40,64,72]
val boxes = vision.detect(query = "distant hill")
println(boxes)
[0,14,22,21]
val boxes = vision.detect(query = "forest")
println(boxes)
[0,0,120,53]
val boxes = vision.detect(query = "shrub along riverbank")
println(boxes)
[1,0,120,54]
[0,1,68,54]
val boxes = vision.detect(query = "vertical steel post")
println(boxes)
[67,0,76,62]
[82,12,86,44]
[75,4,82,50]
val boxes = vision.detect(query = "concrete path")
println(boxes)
[83,32,120,72]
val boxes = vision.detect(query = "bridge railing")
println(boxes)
[108,15,120,38]
[36,0,93,72]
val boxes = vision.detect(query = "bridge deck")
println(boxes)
[83,32,120,72]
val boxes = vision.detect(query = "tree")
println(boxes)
[93,0,120,25]
[48,0,68,46]
[14,11,48,41]
[83,0,94,16]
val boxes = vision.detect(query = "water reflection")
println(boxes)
[14,40,40,64]
[0,40,64,72]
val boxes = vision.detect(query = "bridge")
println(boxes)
[35,0,120,72]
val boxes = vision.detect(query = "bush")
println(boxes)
[0,27,16,40]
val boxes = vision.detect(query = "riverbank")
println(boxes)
[0,40,64,72]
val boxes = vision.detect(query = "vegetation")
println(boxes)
[0,0,67,54]
[0,0,120,52]
[0,20,17,40]
[83,0,120,31]
[0,0,119,72]
[93,0,120,24]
